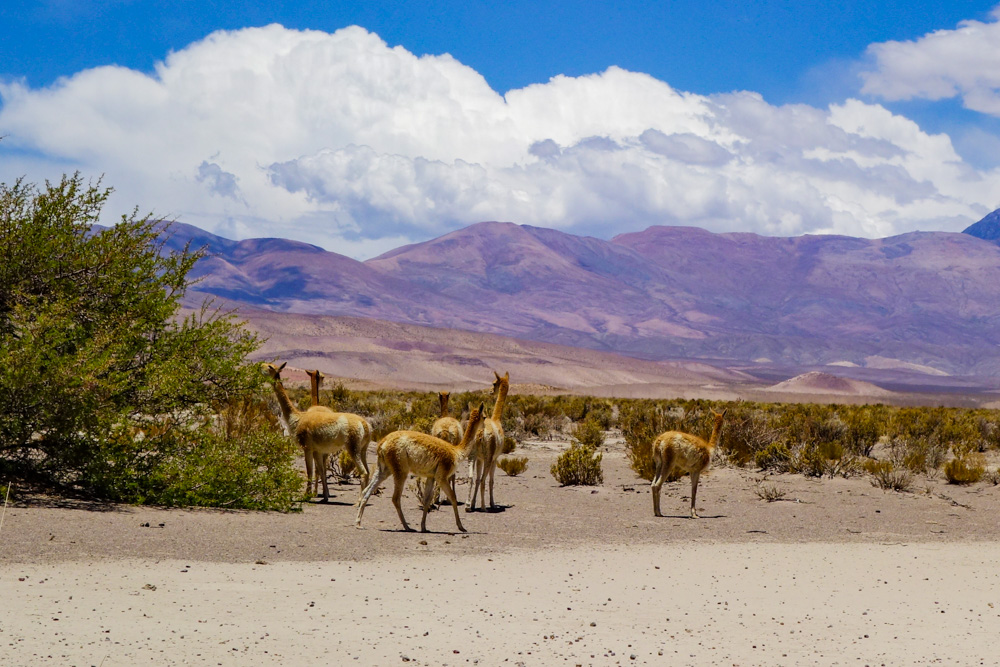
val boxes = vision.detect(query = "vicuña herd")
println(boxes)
[261,362,728,532]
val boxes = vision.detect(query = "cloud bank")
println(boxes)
[861,7,1000,116]
[1,23,998,257]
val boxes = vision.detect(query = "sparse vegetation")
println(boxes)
[865,460,912,492]
[753,478,787,502]
[498,456,528,477]
[551,443,603,486]
[944,454,986,485]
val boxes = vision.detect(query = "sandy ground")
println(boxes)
[3,441,1000,666]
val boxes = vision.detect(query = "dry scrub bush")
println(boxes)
[944,454,986,485]
[572,416,605,450]
[328,450,357,485]
[753,478,787,502]
[551,444,603,486]
[865,460,912,492]
[498,456,528,477]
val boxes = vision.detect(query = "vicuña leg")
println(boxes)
[390,471,413,532]
[437,470,466,533]
[651,447,675,518]
[689,470,702,519]
[355,463,389,528]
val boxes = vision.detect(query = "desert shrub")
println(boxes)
[865,460,912,492]
[498,456,528,477]
[722,405,781,465]
[572,416,605,450]
[841,407,885,457]
[888,436,948,475]
[328,450,357,484]
[753,478,787,502]
[551,444,603,486]
[0,174,300,509]
[944,454,986,485]
[754,441,793,472]
[502,434,517,455]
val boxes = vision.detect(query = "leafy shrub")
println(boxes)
[0,174,300,509]
[572,416,605,450]
[944,454,985,485]
[865,460,912,492]
[754,441,792,472]
[551,444,603,486]
[498,456,528,477]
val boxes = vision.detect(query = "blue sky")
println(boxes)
[2,1,1000,257]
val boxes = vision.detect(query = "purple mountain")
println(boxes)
[168,210,1000,376]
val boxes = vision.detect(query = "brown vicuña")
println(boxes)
[261,362,372,503]
[421,391,464,506]
[467,371,508,512]
[651,409,727,519]
[305,369,332,410]
[356,402,487,533]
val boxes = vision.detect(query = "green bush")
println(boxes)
[0,174,301,509]
[572,416,605,450]
[944,454,985,485]
[754,441,792,472]
[551,444,603,486]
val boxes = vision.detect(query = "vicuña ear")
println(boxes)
[277,361,287,372]
[493,370,501,381]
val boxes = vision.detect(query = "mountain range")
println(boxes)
[165,210,1000,379]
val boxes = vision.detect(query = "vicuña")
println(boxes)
[356,402,487,533]
[651,408,727,519]
[261,362,372,503]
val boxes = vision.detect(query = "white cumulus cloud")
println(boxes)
[1,23,998,258]
[860,7,1000,116]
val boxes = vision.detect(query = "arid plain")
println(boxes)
[6,292,1000,667]
[5,424,1000,665]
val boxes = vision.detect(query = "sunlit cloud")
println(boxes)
[860,6,1000,116]
[1,23,998,258]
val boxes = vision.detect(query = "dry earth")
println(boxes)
[3,436,1000,665]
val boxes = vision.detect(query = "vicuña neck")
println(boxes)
[491,382,508,421]
[270,379,298,424]
[439,394,450,418]
[708,419,724,449]
[458,418,482,456]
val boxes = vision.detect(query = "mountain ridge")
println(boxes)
[163,208,1000,377]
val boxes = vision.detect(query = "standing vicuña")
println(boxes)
[422,391,464,506]
[651,409,727,519]
[356,402,486,533]
[261,362,372,503]
[467,371,508,512]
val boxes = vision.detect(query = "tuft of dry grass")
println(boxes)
[865,460,912,492]
[497,456,528,477]
[328,450,357,485]
[753,478,787,502]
